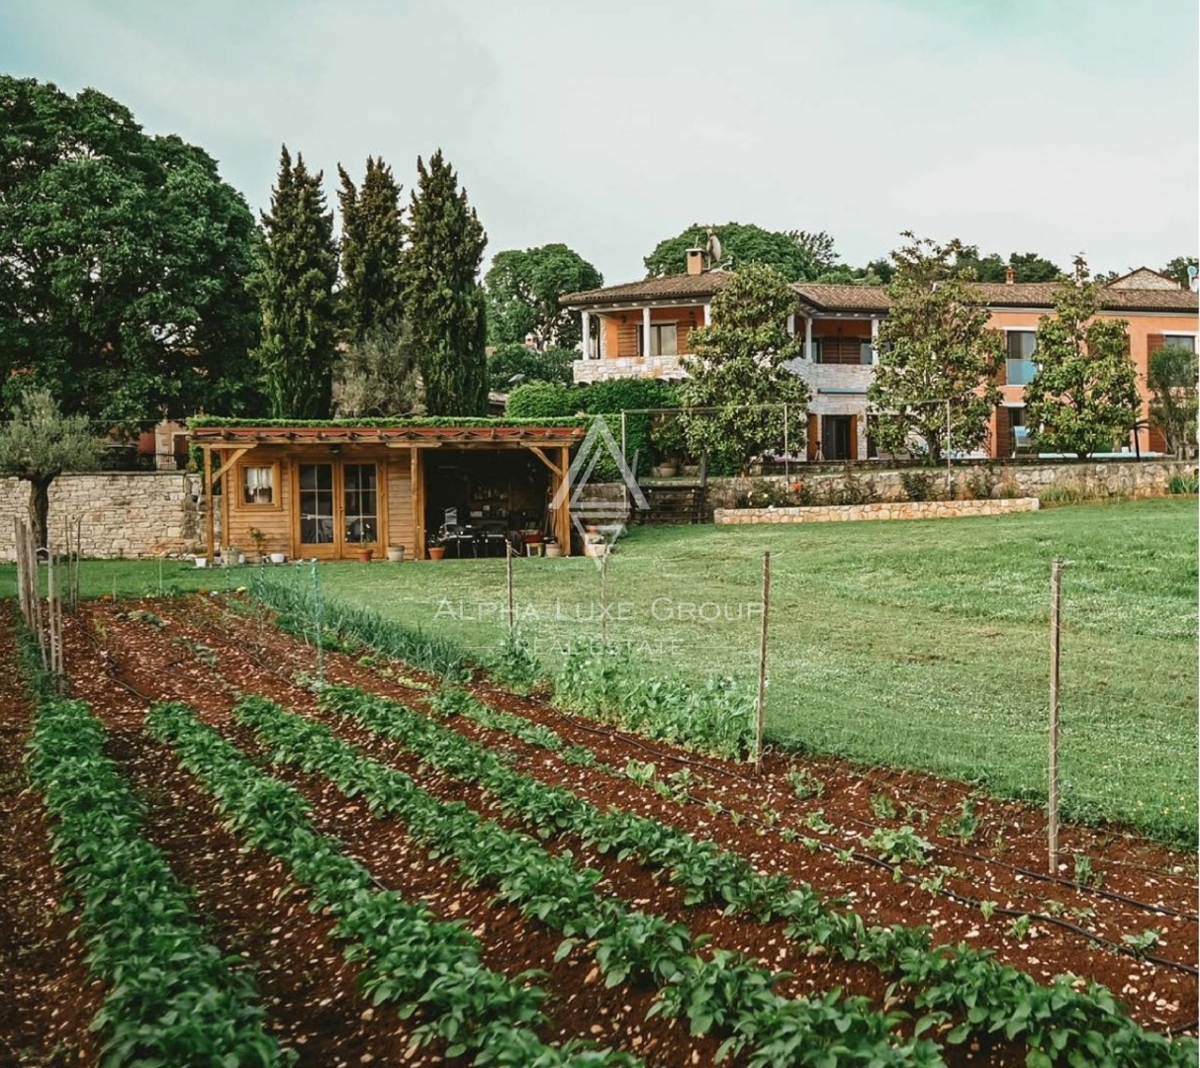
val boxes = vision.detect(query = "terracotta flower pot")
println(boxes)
[358,548,373,563]
[386,546,405,563]
[428,546,446,561]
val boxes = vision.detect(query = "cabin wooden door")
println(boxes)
[296,460,384,559]
[297,463,337,559]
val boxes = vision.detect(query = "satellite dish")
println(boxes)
[1188,265,1198,279]
[706,228,723,266]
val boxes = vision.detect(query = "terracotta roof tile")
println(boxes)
[563,272,1199,314]
[560,272,733,306]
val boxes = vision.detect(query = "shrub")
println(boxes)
[961,466,998,500]
[1167,473,1199,495]
[583,379,681,481]
[505,381,583,419]
[900,470,936,502]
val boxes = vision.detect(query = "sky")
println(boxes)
[2,0,1197,284]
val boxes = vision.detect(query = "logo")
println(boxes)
[549,415,649,568]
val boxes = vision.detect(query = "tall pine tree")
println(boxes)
[337,156,405,340]
[252,146,338,419]
[402,150,488,416]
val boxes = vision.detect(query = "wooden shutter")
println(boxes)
[807,414,819,460]
[1147,333,1166,356]
[848,415,858,460]
[995,405,1011,459]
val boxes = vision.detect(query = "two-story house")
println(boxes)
[562,259,1198,461]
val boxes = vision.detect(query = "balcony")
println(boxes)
[573,353,687,384]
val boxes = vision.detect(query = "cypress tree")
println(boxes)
[252,146,338,419]
[337,156,405,340]
[402,150,488,416]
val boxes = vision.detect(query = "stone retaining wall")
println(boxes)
[0,472,216,561]
[714,497,1040,526]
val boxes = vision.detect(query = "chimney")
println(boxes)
[686,247,705,276]
[1004,266,1015,285]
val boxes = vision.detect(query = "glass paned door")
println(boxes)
[343,464,379,544]
[299,464,335,547]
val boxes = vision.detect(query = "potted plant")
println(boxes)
[652,462,678,478]
[248,527,268,564]
[544,537,562,558]
[386,545,405,563]
[357,547,373,563]
[428,545,446,561]
[269,551,287,564]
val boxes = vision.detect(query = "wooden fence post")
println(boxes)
[506,540,515,633]
[754,550,771,774]
[1048,558,1064,875]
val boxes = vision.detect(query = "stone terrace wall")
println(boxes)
[576,459,1195,518]
[0,472,217,562]
[714,498,1040,526]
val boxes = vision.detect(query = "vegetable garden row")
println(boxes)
[0,591,1195,1067]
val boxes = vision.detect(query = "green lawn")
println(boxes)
[3,499,1195,843]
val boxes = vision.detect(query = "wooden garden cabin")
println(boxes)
[190,421,588,563]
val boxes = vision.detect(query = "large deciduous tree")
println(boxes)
[644,223,838,282]
[401,151,488,416]
[0,76,261,430]
[251,146,339,420]
[0,390,100,549]
[1161,255,1199,289]
[679,263,809,473]
[867,234,1003,464]
[1024,262,1141,458]
[1147,340,1198,459]
[485,244,602,349]
[951,246,1064,283]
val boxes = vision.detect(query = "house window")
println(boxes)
[1006,331,1037,385]
[1163,334,1196,352]
[859,342,874,366]
[240,464,278,506]
[650,323,677,357]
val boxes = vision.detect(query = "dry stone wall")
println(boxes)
[0,472,217,562]
[714,498,1040,526]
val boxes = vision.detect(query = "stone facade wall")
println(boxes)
[0,472,217,561]
[573,353,686,383]
[714,497,1040,526]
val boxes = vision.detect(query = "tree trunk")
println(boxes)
[28,477,51,552]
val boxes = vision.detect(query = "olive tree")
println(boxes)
[0,391,100,549]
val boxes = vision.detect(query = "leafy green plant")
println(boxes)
[900,470,937,502]
[938,799,980,845]
[1073,853,1104,890]
[787,767,825,800]
[27,698,290,1067]
[865,826,933,866]
[1121,929,1161,957]
[869,793,898,820]
[1006,914,1032,940]
[623,760,658,787]
[1167,474,1198,495]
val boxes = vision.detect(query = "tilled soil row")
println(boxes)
[60,616,450,1068]
[167,593,1198,1035]
[64,605,723,1067]
[0,611,103,1068]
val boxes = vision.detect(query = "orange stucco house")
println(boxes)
[562,259,1198,460]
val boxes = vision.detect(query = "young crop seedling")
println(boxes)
[865,826,933,866]
[869,793,898,820]
[1073,853,1104,889]
[1006,914,1033,940]
[938,799,980,844]
[787,767,825,800]
[623,760,657,787]
[1121,929,1161,957]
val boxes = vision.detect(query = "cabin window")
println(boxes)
[1163,334,1196,351]
[240,464,278,506]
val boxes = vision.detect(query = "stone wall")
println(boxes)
[575,459,1196,520]
[714,498,1040,526]
[0,472,217,561]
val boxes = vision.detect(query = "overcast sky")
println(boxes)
[3,0,1196,283]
